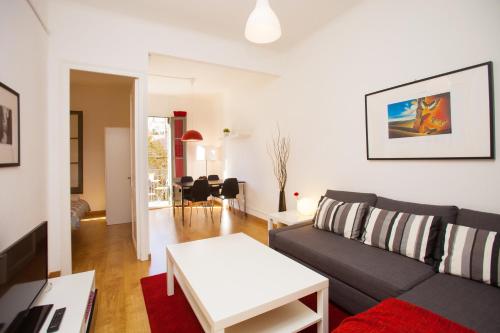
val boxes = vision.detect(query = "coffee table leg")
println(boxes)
[317,287,328,333]
[167,250,174,296]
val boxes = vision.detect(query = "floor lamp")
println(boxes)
[196,145,217,177]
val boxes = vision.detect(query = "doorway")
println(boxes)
[147,116,172,209]
[69,69,137,271]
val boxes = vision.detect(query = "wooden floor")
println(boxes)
[72,205,268,333]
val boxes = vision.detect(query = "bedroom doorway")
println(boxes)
[69,69,137,271]
[148,116,172,209]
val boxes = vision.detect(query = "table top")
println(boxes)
[166,233,327,329]
[268,210,315,224]
[173,179,245,188]
[34,271,95,333]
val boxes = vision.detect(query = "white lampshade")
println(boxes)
[245,0,282,44]
[196,145,218,161]
[297,198,317,216]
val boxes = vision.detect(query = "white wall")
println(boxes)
[46,0,284,273]
[0,1,48,249]
[225,0,500,217]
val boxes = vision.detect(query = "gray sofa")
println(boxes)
[269,190,500,333]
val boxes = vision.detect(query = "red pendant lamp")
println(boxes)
[181,130,203,142]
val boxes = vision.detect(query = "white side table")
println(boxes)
[267,210,315,231]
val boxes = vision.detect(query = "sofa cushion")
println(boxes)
[325,189,377,206]
[271,225,435,300]
[399,273,500,333]
[361,207,440,264]
[375,197,458,225]
[437,223,500,287]
[313,198,369,239]
[457,208,500,233]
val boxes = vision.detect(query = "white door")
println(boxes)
[105,127,132,225]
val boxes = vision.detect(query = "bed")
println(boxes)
[71,198,90,229]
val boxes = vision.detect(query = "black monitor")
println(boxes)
[0,222,52,333]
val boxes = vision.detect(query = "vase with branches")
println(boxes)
[268,126,291,212]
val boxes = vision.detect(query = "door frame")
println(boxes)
[60,63,149,274]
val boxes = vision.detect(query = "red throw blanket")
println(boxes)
[333,298,475,333]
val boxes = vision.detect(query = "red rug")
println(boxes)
[141,273,349,333]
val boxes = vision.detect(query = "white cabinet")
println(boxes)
[34,271,97,333]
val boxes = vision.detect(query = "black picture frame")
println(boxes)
[0,81,20,167]
[365,62,495,160]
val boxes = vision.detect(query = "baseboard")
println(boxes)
[84,210,106,218]
[244,206,269,221]
[48,271,61,278]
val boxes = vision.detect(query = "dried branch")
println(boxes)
[267,126,291,191]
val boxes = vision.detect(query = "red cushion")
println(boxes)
[332,298,475,333]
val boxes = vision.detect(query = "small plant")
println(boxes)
[223,128,230,133]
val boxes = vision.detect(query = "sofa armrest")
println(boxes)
[268,221,313,248]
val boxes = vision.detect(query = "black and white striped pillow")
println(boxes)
[313,197,369,239]
[361,207,440,264]
[438,224,499,287]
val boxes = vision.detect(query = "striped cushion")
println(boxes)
[361,207,440,264]
[438,224,499,287]
[313,197,369,239]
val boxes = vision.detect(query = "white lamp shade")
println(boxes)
[196,145,218,161]
[245,0,282,44]
[196,145,206,161]
[297,198,317,216]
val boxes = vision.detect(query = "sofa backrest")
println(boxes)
[456,208,500,233]
[325,190,377,206]
[375,196,459,225]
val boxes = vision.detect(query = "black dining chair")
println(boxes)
[207,174,221,197]
[213,178,240,222]
[184,179,213,226]
[173,176,193,211]
[181,176,194,183]
[180,176,193,198]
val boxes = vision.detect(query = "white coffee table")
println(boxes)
[267,210,315,231]
[166,233,329,333]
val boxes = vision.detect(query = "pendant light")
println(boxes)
[181,130,203,142]
[245,0,282,44]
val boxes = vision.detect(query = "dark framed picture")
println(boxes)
[0,81,20,167]
[365,62,494,160]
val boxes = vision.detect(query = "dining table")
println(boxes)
[172,179,247,224]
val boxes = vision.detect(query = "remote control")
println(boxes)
[47,307,66,332]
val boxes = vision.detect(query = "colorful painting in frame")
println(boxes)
[365,62,494,160]
[387,92,451,139]
[0,81,20,167]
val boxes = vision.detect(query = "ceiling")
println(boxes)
[63,0,361,50]
[148,54,277,95]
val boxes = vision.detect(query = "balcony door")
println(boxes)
[147,117,172,208]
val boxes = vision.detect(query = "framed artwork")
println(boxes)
[365,62,494,160]
[0,81,20,167]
